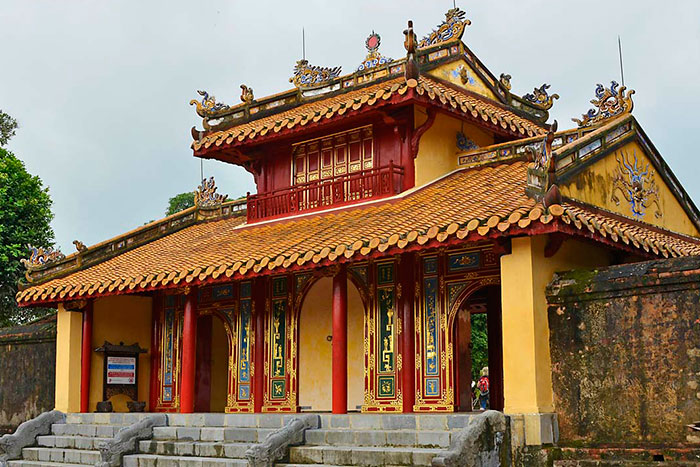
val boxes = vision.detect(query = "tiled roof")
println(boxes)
[192,76,545,154]
[17,161,700,306]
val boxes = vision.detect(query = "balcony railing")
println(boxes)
[247,162,404,222]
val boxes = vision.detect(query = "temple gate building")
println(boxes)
[15,7,700,455]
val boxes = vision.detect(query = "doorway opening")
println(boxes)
[194,313,229,412]
[454,285,503,412]
[298,276,365,412]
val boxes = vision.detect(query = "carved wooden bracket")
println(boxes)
[410,108,437,159]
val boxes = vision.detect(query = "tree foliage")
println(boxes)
[470,313,489,383]
[0,147,55,326]
[0,110,18,147]
[166,191,195,216]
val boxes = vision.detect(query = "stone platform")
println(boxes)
[5,412,481,467]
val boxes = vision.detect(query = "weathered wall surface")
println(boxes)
[0,314,56,434]
[547,256,700,445]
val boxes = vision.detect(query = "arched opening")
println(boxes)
[194,313,229,412]
[453,285,503,412]
[298,276,365,412]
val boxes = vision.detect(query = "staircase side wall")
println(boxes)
[547,256,700,445]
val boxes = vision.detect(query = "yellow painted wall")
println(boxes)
[89,295,152,413]
[210,316,229,412]
[298,277,364,411]
[414,107,495,187]
[427,59,497,100]
[55,304,82,413]
[500,236,611,415]
[559,140,700,237]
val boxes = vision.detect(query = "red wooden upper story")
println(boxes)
[189,10,550,223]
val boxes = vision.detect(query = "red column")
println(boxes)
[332,265,348,414]
[80,301,93,413]
[401,253,416,413]
[148,296,161,412]
[180,287,198,413]
[253,278,266,413]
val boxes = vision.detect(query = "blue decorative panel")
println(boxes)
[238,299,252,383]
[213,284,234,300]
[271,380,286,400]
[425,378,440,396]
[423,256,438,275]
[240,281,252,299]
[447,251,480,272]
[377,263,394,285]
[163,386,172,402]
[423,277,440,376]
[238,384,250,400]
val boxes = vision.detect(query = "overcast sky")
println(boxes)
[2,0,699,253]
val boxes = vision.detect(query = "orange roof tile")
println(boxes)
[193,76,545,154]
[17,161,700,306]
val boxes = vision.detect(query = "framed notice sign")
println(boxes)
[95,341,147,403]
[106,356,136,385]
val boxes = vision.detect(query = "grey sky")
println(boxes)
[2,0,699,253]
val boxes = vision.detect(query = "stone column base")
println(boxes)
[508,413,559,446]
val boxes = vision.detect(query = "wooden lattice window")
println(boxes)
[293,126,374,184]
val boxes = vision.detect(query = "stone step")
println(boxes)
[166,413,288,428]
[21,447,100,465]
[153,426,274,442]
[36,435,111,450]
[51,423,125,438]
[123,454,248,466]
[64,413,152,426]
[289,445,444,466]
[305,428,453,448]
[139,440,253,459]
[8,461,87,467]
[316,413,474,431]
[554,461,700,467]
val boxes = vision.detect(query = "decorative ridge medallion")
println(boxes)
[418,7,471,49]
[523,83,559,110]
[289,59,342,89]
[573,81,635,128]
[611,149,661,219]
[357,31,393,72]
[189,90,230,117]
[21,245,65,270]
[195,177,228,208]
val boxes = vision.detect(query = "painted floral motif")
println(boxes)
[573,81,635,128]
[456,132,478,151]
[611,150,661,219]
[290,59,342,88]
[418,8,471,48]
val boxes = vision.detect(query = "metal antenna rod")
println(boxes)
[303,28,306,61]
[618,35,625,87]
[200,159,203,183]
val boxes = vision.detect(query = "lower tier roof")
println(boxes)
[17,160,700,306]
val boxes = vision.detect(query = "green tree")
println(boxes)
[0,110,18,147]
[166,191,195,216]
[0,147,55,326]
[470,313,489,383]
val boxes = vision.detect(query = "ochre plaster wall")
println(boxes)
[500,236,611,444]
[210,316,229,412]
[298,277,364,411]
[559,140,700,237]
[55,305,82,413]
[414,107,494,187]
[89,296,152,413]
[426,59,498,100]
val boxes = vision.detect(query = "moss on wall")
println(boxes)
[547,256,700,445]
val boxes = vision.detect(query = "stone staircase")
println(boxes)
[4,412,479,466]
[8,413,139,466]
[280,413,474,467]
[124,413,289,466]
